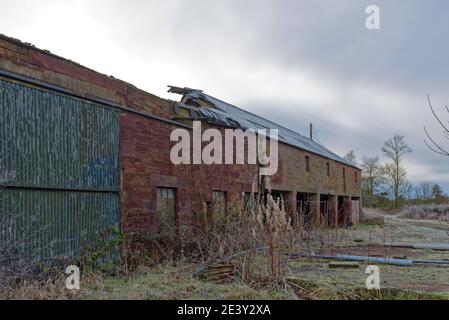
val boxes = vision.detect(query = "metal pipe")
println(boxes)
[333,254,414,266]
[386,242,449,251]
[413,259,449,265]
[306,253,413,266]
[311,254,449,266]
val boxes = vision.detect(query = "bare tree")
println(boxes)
[424,95,449,156]
[414,181,433,201]
[343,150,357,166]
[360,155,384,205]
[381,134,412,208]
[431,183,444,200]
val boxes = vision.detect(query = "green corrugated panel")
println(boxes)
[0,78,119,191]
[0,189,119,260]
[0,78,120,261]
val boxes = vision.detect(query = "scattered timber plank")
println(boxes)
[195,262,236,284]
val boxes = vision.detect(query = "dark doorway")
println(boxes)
[297,192,313,230]
[320,194,330,227]
[338,196,345,226]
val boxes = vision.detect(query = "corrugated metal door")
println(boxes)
[0,78,120,260]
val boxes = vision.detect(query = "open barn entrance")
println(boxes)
[268,190,292,223]
[320,194,330,227]
[338,196,352,226]
[338,196,345,226]
[270,190,285,204]
[297,192,313,231]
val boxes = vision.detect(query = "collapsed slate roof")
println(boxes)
[168,86,358,169]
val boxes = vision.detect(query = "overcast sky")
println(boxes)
[1,0,448,192]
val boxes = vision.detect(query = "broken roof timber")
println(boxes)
[168,85,202,95]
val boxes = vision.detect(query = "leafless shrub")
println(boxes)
[133,178,309,291]
[0,210,65,294]
[0,200,119,295]
[400,204,449,221]
[119,183,290,287]
[0,160,35,293]
[0,209,37,293]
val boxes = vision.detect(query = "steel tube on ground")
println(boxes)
[386,243,449,251]
[334,254,414,266]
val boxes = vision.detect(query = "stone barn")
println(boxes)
[0,34,362,260]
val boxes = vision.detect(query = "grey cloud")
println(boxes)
[1,0,448,191]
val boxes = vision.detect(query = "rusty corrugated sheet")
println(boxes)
[0,78,120,260]
[0,78,119,191]
[0,189,119,260]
